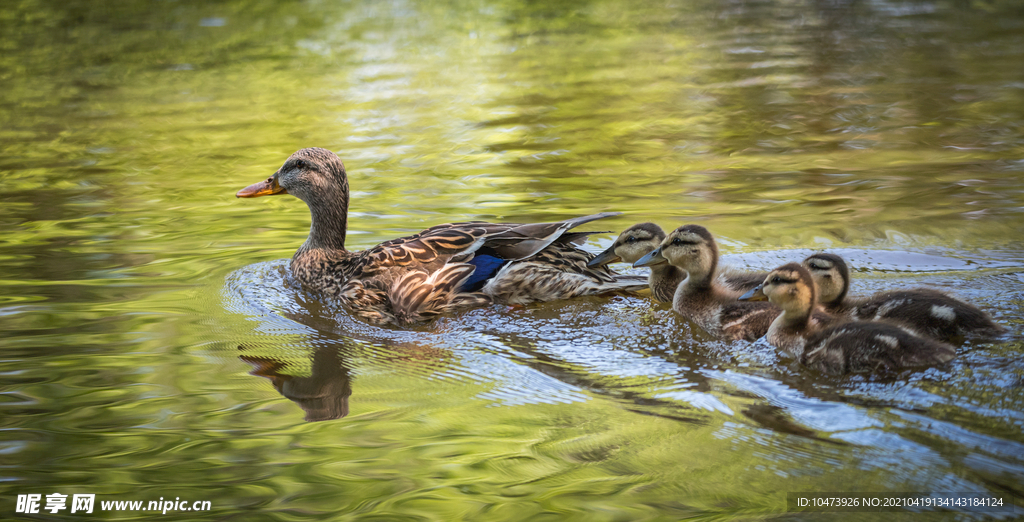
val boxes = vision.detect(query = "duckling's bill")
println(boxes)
[633,247,666,267]
[237,176,288,198]
[738,284,767,301]
[587,246,621,267]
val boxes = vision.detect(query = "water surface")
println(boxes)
[2,0,1023,519]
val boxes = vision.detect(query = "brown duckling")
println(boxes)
[742,263,956,375]
[634,224,779,341]
[737,263,845,356]
[587,223,682,302]
[589,223,767,303]
[803,253,1005,342]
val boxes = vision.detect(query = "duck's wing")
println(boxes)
[349,213,621,277]
[388,264,491,325]
[339,213,630,321]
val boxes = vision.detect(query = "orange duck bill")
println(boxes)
[236,176,287,198]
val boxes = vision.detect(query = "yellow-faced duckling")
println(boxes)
[737,263,844,356]
[742,263,956,375]
[237,148,646,325]
[803,253,1005,342]
[589,223,767,303]
[634,224,779,341]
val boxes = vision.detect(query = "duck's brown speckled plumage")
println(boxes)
[237,148,645,325]
[635,224,778,341]
[748,263,956,375]
[803,252,1005,342]
[589,222,766,303]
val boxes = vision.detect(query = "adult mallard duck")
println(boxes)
[588,223,767,303]
[740,263,956,375]
[633,224,778,341]
[802,253,1005,342]
[236,147,646,325]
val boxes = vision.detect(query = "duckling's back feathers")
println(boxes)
[801,321,956,375]
[717,269,769,293]
[850,288,1006,341]
[717,301,780,341]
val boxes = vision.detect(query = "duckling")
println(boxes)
[737,263,844,356]
[236,147,647,325]
[588,223,767,303]
[587,223,682,302]
[742,263,956,375]
[634,224,779,341]
[803,253,1005,342]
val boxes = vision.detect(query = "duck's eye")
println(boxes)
[771,276,781,284]
[626,236,636,243]
[672,238,683,245]
[294,160,307,169]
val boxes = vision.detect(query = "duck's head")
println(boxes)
[633,224,718,278]
[587,223,665,267]
[801,253,849,306]
[237,148,349,207]
[739,263,815,316]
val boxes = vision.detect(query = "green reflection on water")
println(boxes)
[2,0,1024,520]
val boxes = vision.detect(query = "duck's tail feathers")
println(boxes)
[557,231,609,247]
[607,274,650,293]
[485,212,621,260]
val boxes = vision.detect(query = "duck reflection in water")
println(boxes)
[240,344,352,422]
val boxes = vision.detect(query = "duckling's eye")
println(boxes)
[672,238,683,245]
[771,276,781,284]
[625,236,636,243]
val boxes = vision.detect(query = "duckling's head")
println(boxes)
[746,263,816,316]
[801,253,849,306]
[634,224,718,279]
[237,148,349,208]
[587,223,665,267]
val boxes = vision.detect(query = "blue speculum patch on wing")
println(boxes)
[461,254,508,292]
